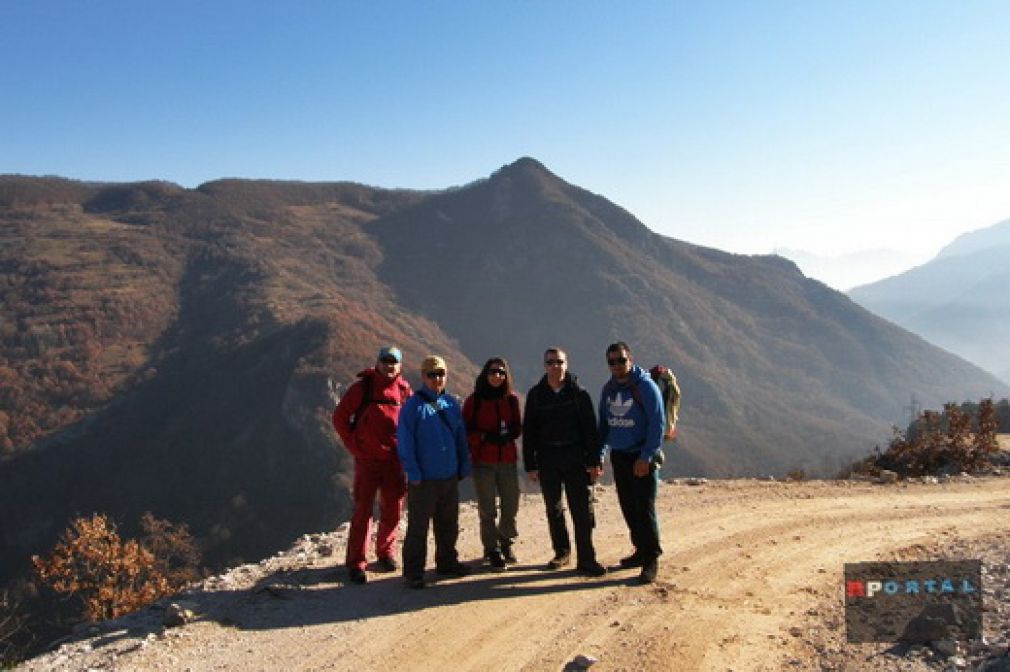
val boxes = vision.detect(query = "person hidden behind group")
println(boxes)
[463,357,522,569]
[522,347,607,577]
[396,355,472,589]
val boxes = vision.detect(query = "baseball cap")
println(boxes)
[377,346,402,363]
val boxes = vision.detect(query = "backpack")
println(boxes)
[348,372,402,432]
[648,365,681,441]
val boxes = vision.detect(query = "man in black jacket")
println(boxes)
[522,347,606,576]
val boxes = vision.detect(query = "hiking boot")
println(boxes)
[486,550,507,569]
[406,576,426,590]
[639,558,658,584]
[375,556,398,572]
[619,552,644,569]
[546,552,571,570]
[436,562,471,578]
[348,567,368,585]
[576,561,607,577]
[501,545,518,565]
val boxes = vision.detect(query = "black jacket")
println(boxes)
[522,373,601,471]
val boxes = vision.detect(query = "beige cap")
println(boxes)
[420,355,447,374]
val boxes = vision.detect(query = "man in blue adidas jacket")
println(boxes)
[598,341,664,584]
[397,355,471,589]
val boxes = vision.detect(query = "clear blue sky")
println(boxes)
[3,1,1009,275]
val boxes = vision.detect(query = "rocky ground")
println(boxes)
[15,472,1010,672]
[811,526,1010,672]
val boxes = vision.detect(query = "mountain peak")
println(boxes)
[490,156,558,184]
[506,156,549,171]
[936,217,1010,259]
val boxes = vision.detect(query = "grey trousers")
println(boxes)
[471,462,520,553]
[402,477,460,580]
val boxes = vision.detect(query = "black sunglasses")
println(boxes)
[545,359,565,365]
[379,357,399,365]
[425,370,446,379]
[488,368,507,376]
[607,356,629,366]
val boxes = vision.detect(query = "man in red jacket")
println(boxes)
[332,346,412,584]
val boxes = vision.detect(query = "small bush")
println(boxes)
[138,512,202,587]
[32,514,168,622]
[848,398,1001,479]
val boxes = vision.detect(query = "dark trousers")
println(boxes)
[611,450,662,560]
[402,478,460,580]
[539,461,597,564]
[346,458,406,570]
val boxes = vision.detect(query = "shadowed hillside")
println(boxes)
[1,163,1007,597]
[0,176,477,590]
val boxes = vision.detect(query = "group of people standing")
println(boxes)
[332,342,669,590]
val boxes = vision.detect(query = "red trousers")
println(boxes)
[346,457,406,570]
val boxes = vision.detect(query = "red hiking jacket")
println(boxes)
[332,369,411,461]
[462,392,522,464]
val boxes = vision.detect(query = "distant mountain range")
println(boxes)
[849,218,1010,385]
[774,247,928,291]
[1,159,1005,587]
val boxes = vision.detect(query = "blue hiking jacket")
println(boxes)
[397,388,471,482]
[598,365,664,462]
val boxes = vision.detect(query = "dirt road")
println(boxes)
[22,476,1010,671]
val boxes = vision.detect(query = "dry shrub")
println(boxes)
[859,398,1001,479]
[32,512,201,623]
[138,512,202,587]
